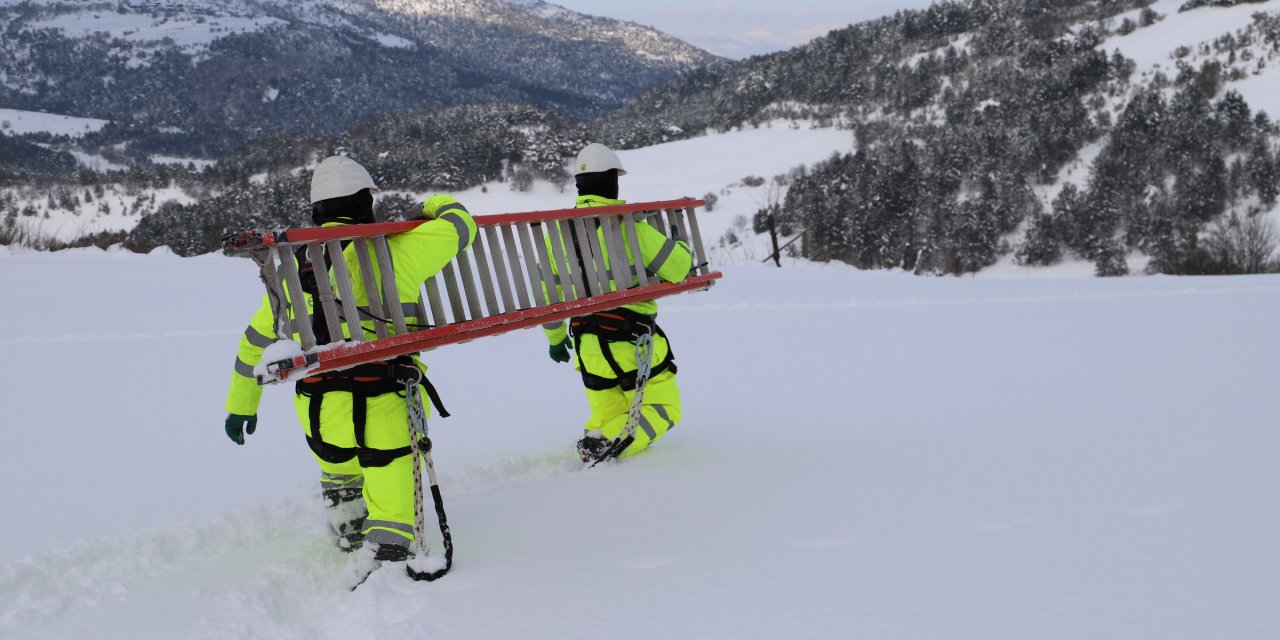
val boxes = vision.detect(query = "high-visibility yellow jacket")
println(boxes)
[542,195,692,345]
[226,199,477,415]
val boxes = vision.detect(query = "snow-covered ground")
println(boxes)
[1105,0,1280,128]
[26,10,286,60]
[1105,0,1280,76]
[0,245,1277,639]
[0,108,108,138]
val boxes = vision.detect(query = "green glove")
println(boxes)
[225,413,258,445]
[548,337,572,363]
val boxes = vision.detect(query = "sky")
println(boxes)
[549,0,940,58]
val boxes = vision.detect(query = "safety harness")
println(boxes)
[569,307,676,391]
[295,358,448,467]
[569,307,675,466]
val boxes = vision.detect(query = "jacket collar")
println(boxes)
[575,195,625,208]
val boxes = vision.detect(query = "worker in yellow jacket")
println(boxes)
[542,143,693,462]
[222,156,476,572]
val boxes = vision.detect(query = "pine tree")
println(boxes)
[1093,236,1129,277]
[1017,212,1063,265]
[1247,140,1279,205]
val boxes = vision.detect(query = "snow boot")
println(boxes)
[577,430,633,464]
[347,543,412,591]
[324,485,367,553]
[374,543,411,563]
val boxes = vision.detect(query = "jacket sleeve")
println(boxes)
[224,294,277,416]
[388,196,478,293]
[542,320,567,345]
[634,222,693,284]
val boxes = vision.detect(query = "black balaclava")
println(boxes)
[575,169,620,200]
[311,188,375,226]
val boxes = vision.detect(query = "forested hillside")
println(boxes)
[4,0,1278,275]
[122,104,591,255]
[594,0,1280,275]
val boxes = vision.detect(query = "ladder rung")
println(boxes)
[275,244,316,350]
[502,224,533,310]
[455,252,485,321]
[622,214,651,287]
[326,239,365,343]
[527,221,559,305]
[352,239,390,339]
[685,206,711,276]
[306,242,343,342]
[470,229,502,316]
[424,275,447,327]
[488,226,518,313]
[440,262,467,322]
[372,235,409,335]
[571,218,603,297]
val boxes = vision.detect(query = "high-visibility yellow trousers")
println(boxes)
[293,391,418,549]
[577,332,682,458]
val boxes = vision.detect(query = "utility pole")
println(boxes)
[766,209,781,268]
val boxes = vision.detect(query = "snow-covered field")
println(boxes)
[1,245,1277,639]
[26,10,286,54]
[0,108,108,138]
[1106,0,1280,77]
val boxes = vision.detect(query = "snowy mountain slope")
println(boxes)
[1105,0,1280,113]
[1,246,1277,638]
[0,0,719,161]
[1,0,714,71]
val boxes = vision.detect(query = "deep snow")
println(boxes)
[1,245,1277,639]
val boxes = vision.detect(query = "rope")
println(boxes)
[588,324,654,467]
[402,369,453,581]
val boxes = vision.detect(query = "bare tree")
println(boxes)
[1205,211,1279,274]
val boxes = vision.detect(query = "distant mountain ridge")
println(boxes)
[0,0,718,161]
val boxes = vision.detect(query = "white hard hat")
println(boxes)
[573,143,627,176]
[310,156,379,204]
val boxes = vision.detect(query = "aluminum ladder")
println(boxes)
[222,198,722,383]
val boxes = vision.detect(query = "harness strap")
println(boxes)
[572,310,676,391]
[297,358,449,467]
[569,307,657,341]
